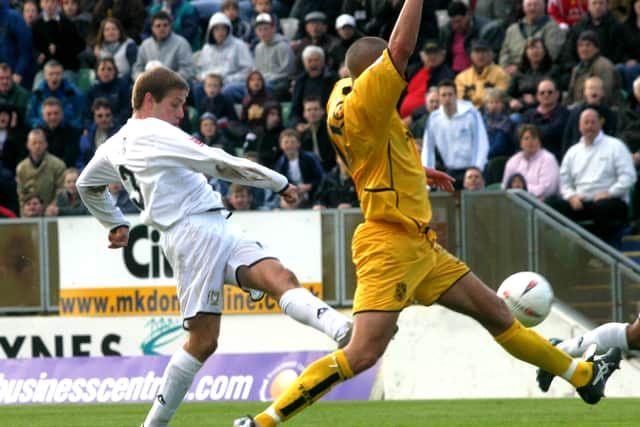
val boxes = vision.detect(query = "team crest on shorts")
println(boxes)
[394,283,407,302]
[208,291,220,305]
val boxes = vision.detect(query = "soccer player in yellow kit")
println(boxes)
[233,1,621,426]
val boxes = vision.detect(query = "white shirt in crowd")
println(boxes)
[560,131,637,202]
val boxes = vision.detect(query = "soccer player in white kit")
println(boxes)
[76,66,352,427]
[538,315,640,392]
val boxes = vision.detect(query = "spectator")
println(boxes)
[88,0,146,46]
[26,60,86,130]
[15,128,65,215]
[439,1,491,74]
[328,14,364,79]
[506,172,528,190]
[562,75,618,155]
[132,11,195,82]
[463,166,486,190]
[195,12,253,103]
[244,0,281,49]
[0,102,27,174]
[221,0,251,41]
[299,95,335,172]
[147,0,201,51]
[196,73,238,128]
[253,12,294,102]
[225,183,253,211]
[61,0,91,44]
[77,98,118,170]
[0,160,18,216]
[499,0,565,75]
[107,181,138,214]
[507,37,561,114]
[548,108,636,243]
[548,0,588,29]
[192,112,234,154]
[86,57,131,128]
[254,100,283,169]
[0,0,34,88]
[32,0,85,73]
[240,70,273,131]
[561,0,626,72]
[21,193,45,217]
[46,166,88,216]
[617,76,640,155]
[422,80,489,189]
[289,45,338,131]
[618,0,640,96]
[38,97,81,167]
[455,39,510,109]
[21,0,39,28]
[399,39,455,120]
[502,123,560,198]
[408,88,440,139]
[291,11,341,76]
[565,30,621,107]
[93,17,138,82]
[521,78,570,161]
[0,63,29,125]
[312,155,359,209]
[274,128,324,208]
[482,88,515,160]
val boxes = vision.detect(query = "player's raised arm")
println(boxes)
[388,0,424,77]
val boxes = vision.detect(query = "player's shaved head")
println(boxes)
[132,66,189,110]
[345,36,388,79]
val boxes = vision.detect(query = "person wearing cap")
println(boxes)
[328,13,365,76]
[439,1,491,74]
[195,12,254,103]
[399,39,454,119]
[291,11,340,77]
[565,30,620,106]
[454,39,510,109]
[192,111,235,154]
[254,12,294,101]
[560,0,625,72]
[499,0,565,75]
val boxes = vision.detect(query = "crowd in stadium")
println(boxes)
[1,0,639,244]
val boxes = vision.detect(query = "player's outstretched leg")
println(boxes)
[238,260,352,347]
[575,347,622,404]
[436,273,616,402]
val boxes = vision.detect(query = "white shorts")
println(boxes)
[160,211,276,320]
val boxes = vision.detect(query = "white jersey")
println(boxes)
[77,117,288,231]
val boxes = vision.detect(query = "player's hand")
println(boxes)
[593,191,610,202]
[424,167,455,192]
[108,226,129,249]
[568,195,583,210]
[280,184,299,205]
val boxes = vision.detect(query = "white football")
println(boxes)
[497,271,554,327]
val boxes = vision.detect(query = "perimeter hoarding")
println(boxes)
[0,352,379,405]
[57,211,322,316]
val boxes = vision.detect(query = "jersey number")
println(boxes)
[118,165,145,210]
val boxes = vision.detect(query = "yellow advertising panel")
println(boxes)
[59,283,322,316]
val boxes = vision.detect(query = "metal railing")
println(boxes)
[2,190,639,325]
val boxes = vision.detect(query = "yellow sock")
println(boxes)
[255,350,354,425]
[494,319,592,387]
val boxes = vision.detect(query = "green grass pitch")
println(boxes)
[3,398,637,427]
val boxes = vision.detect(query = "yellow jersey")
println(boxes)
[326,48,431,233]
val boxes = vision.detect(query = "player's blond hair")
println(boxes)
[131,66,189,111]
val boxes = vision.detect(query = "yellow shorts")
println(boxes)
[351,221,470,313]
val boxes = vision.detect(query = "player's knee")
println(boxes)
[628,319,640,350]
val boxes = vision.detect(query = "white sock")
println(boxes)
[557,322,630,357]
[143,348,202,427]
[279,288,350,342]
